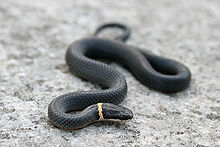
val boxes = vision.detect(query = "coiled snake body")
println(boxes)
[48,23,191,130]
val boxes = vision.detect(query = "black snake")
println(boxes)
[48,23,191,130]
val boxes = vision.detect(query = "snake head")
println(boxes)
[101,103,133,120]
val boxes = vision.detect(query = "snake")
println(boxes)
[48,23,191,130]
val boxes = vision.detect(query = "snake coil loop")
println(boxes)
[94,22,131,42]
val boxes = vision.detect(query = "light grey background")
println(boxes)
[0,0,219,146]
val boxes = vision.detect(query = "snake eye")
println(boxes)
[101,103,133,120]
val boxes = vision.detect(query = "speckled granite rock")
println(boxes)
[0,0,219,146]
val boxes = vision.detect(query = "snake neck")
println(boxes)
[97,103,104,120]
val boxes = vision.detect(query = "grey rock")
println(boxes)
[0,0,220,146]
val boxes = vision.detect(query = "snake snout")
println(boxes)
[118,108,133,120]
[102,103,133,120]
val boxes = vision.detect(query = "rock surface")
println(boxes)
[0,0,220,146]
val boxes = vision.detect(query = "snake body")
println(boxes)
[48,24,191,130]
